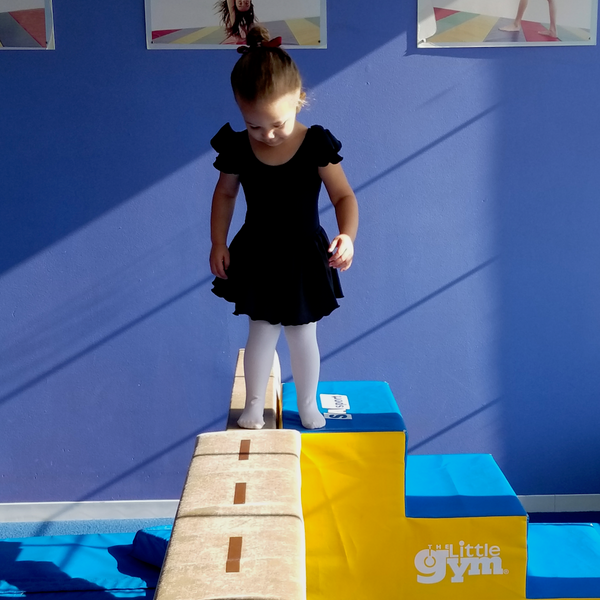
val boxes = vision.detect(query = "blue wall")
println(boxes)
[1,0,599,502]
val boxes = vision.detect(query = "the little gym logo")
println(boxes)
[415,541,504,584]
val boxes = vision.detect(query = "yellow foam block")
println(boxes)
[301,431,406,600]
[399,515,528,599]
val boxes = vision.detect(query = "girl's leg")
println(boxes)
[514,0,529,26]
[239,318,281,429]
[284,322,326,430]
[545,0,557,37]
[500,0,528,31]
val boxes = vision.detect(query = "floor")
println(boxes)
[1,513,598,540]
[528,511,600,524]
[0,518,173,539]
[0,9,46,48]
[151,18,321,47]
[427,7,591,44]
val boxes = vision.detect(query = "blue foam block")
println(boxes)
[282,381,406,433]
[405,454,527,518]
[0,533,159,597]
[131,525,172,568]
[527,523,600,599]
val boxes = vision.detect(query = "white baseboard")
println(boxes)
[0,500,179,523]
[1,495,598,523]
[518,494,600,513]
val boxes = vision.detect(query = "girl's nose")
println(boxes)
[265,130,275,140]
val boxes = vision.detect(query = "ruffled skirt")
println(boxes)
[212,225,343,326]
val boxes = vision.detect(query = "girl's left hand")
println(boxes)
[328,234,354,272]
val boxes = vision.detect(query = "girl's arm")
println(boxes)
[225,0,235,27]
[210,172,240,279]
[319,163,359,272]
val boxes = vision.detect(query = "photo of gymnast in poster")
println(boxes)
[418,0,598,47]
[145,0,326,49]
[0,0,54,49]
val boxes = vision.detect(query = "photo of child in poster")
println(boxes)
[146,0,325,48]
[418,0,598,47]
[0,0,54,49]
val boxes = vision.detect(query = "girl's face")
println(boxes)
[238,89,302,147]
[235,0,251,11]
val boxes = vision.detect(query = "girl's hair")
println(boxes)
[231,26,303,103]
[215,0,256,39]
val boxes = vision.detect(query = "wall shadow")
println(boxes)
[0,0,411,278]
[27,412,226,535]
[321,257,498,365]
[0,275,213,407]
[408,397,501,453]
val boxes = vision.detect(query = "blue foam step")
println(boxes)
[527,522,600,599]
[405,453,527,518]
[282,380,406,433]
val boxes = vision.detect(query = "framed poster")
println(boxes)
[0,0,54,49]
[145,0,326,49]
[418,0,598,47]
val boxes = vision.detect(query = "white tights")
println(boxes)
[238,318,326,430]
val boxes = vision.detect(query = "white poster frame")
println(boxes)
[0,0,54,50]
[145,0,327,49]
[417,0,598,48]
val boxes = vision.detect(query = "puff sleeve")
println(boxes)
[312,125,343,167]
[210,123,241,174]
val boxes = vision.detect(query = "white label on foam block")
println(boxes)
[324,412,353,420]
[320,394,350,410]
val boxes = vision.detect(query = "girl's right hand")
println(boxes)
[210,243,230,279]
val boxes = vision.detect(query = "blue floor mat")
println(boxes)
[0,532,159,598]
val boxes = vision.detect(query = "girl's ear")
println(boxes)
[297,91,307,113]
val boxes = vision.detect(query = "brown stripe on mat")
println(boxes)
[239,439,251,460]
[226,536,243,572]
[234,482,247,504]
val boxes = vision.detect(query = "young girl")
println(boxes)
[209,25,359,430]
[215,0,257,44]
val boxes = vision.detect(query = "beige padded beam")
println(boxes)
[155,429,305,600]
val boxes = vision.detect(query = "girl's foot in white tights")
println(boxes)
[238,397,325,429]
[297,400,326,429]
[237,400,266,429]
